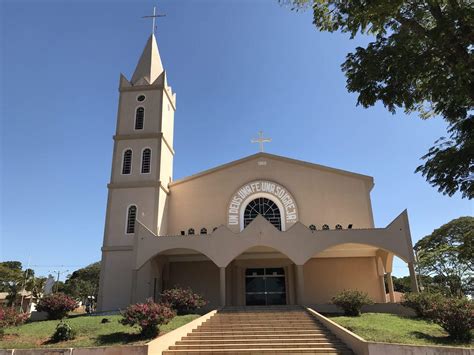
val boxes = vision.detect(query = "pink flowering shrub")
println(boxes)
[430,297,473,342]
[120,299,175,337]
[161,287,207,315]
[36,293,78,320]
[0,306,29,327]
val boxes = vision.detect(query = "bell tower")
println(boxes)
[98,33,176,311]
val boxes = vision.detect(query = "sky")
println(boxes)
[1,0,472,280]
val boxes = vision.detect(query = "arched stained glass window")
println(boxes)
[141,148,151,173]
[243,197,281,230]
[200,228,207,235]
[309,224,317,231]
[322,224,329,230]
[122,149,132,174]
[335,224,343,230]
[126,205,137,234]
[135,107,144,130]
[188,228,195,235]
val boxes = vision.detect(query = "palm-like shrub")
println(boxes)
[36,293,78,320]
[332,290,374,316]
[120,299,175,338]
[161,287,207,315]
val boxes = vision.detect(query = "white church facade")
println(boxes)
[97,33,419,311]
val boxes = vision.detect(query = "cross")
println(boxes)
[142,6,166,34]
[251,131,272,152]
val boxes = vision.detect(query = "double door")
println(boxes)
[245,267,286,305]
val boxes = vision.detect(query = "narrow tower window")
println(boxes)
[122,149,132,174]
[141,148,151,173]
[126,205,137,234]
[135,107,145,130]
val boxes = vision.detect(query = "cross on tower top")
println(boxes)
[251,131,272,153]
[142,6,166,34]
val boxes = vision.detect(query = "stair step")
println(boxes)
[185,334,333,340]
[189,330,329,336]
[176,338,341,345]
[164,347,351,354]
[169,343,345,350]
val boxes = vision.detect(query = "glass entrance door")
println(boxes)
[245,267,286,305]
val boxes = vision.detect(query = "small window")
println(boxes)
[188,228,194,235]
[212,227,218,232]
[348,224,353,229]
[180,230,185,236]
[135,107,145,130]
[322,224,329,230]
[141,148,151,173]
[309,224,316,231]
[137,95,146,102]
[126,205,137,234]
[335,224,343,230]
[122,149,132,174]
[200,228,207,235]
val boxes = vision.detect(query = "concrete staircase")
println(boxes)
[163,306,352,354]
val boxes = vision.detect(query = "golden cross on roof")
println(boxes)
[142,6,166,34]
[251,131,272,153]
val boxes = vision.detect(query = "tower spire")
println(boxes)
[131,33,164,85]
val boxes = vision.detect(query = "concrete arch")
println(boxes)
[298,232,413,265]
[137,246,218,270]
[222,239,302,267]
[306,242,408,265]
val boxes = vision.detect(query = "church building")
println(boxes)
[97,33,419,311]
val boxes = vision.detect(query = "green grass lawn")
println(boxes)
[329,313,473,348]
[0,313,199,349]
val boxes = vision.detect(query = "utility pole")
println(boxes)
[48,268,69,293]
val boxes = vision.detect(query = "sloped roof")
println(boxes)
[170,152,374,189]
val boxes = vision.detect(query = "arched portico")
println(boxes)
[131,210,418,307]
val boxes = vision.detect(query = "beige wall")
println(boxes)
[99,250,133,310]
[167,155,374,236]
[158,256,384,308]
[304,257,385,303]
[167,261,220,308]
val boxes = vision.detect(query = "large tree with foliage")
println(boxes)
[285,0,474,198]
[64,262,100,303]
[414,216,473,297]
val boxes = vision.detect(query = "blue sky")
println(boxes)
[1,0,472,279]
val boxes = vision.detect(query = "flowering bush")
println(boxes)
[161,287,208,315]
[51,321,76,342]
[401,292,444,318]
[0,306,29,327]
[332,290,374,316]
[431,297,473,342]
[36,293,78,320]
[120,299,175,337]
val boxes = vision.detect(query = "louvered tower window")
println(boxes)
[122,149,132,174]
[135,107,144,130]
[126,205,137,234]
[141,148,151,173]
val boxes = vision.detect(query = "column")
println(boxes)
[295,264,305,305]
[386,272,395,303]
[219,267,226,307]
[408,262,419,293]
[130,270,138,304]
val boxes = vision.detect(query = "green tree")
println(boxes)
[64,262,100,303]
[285,0,474,198]
[414,216,473,297]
